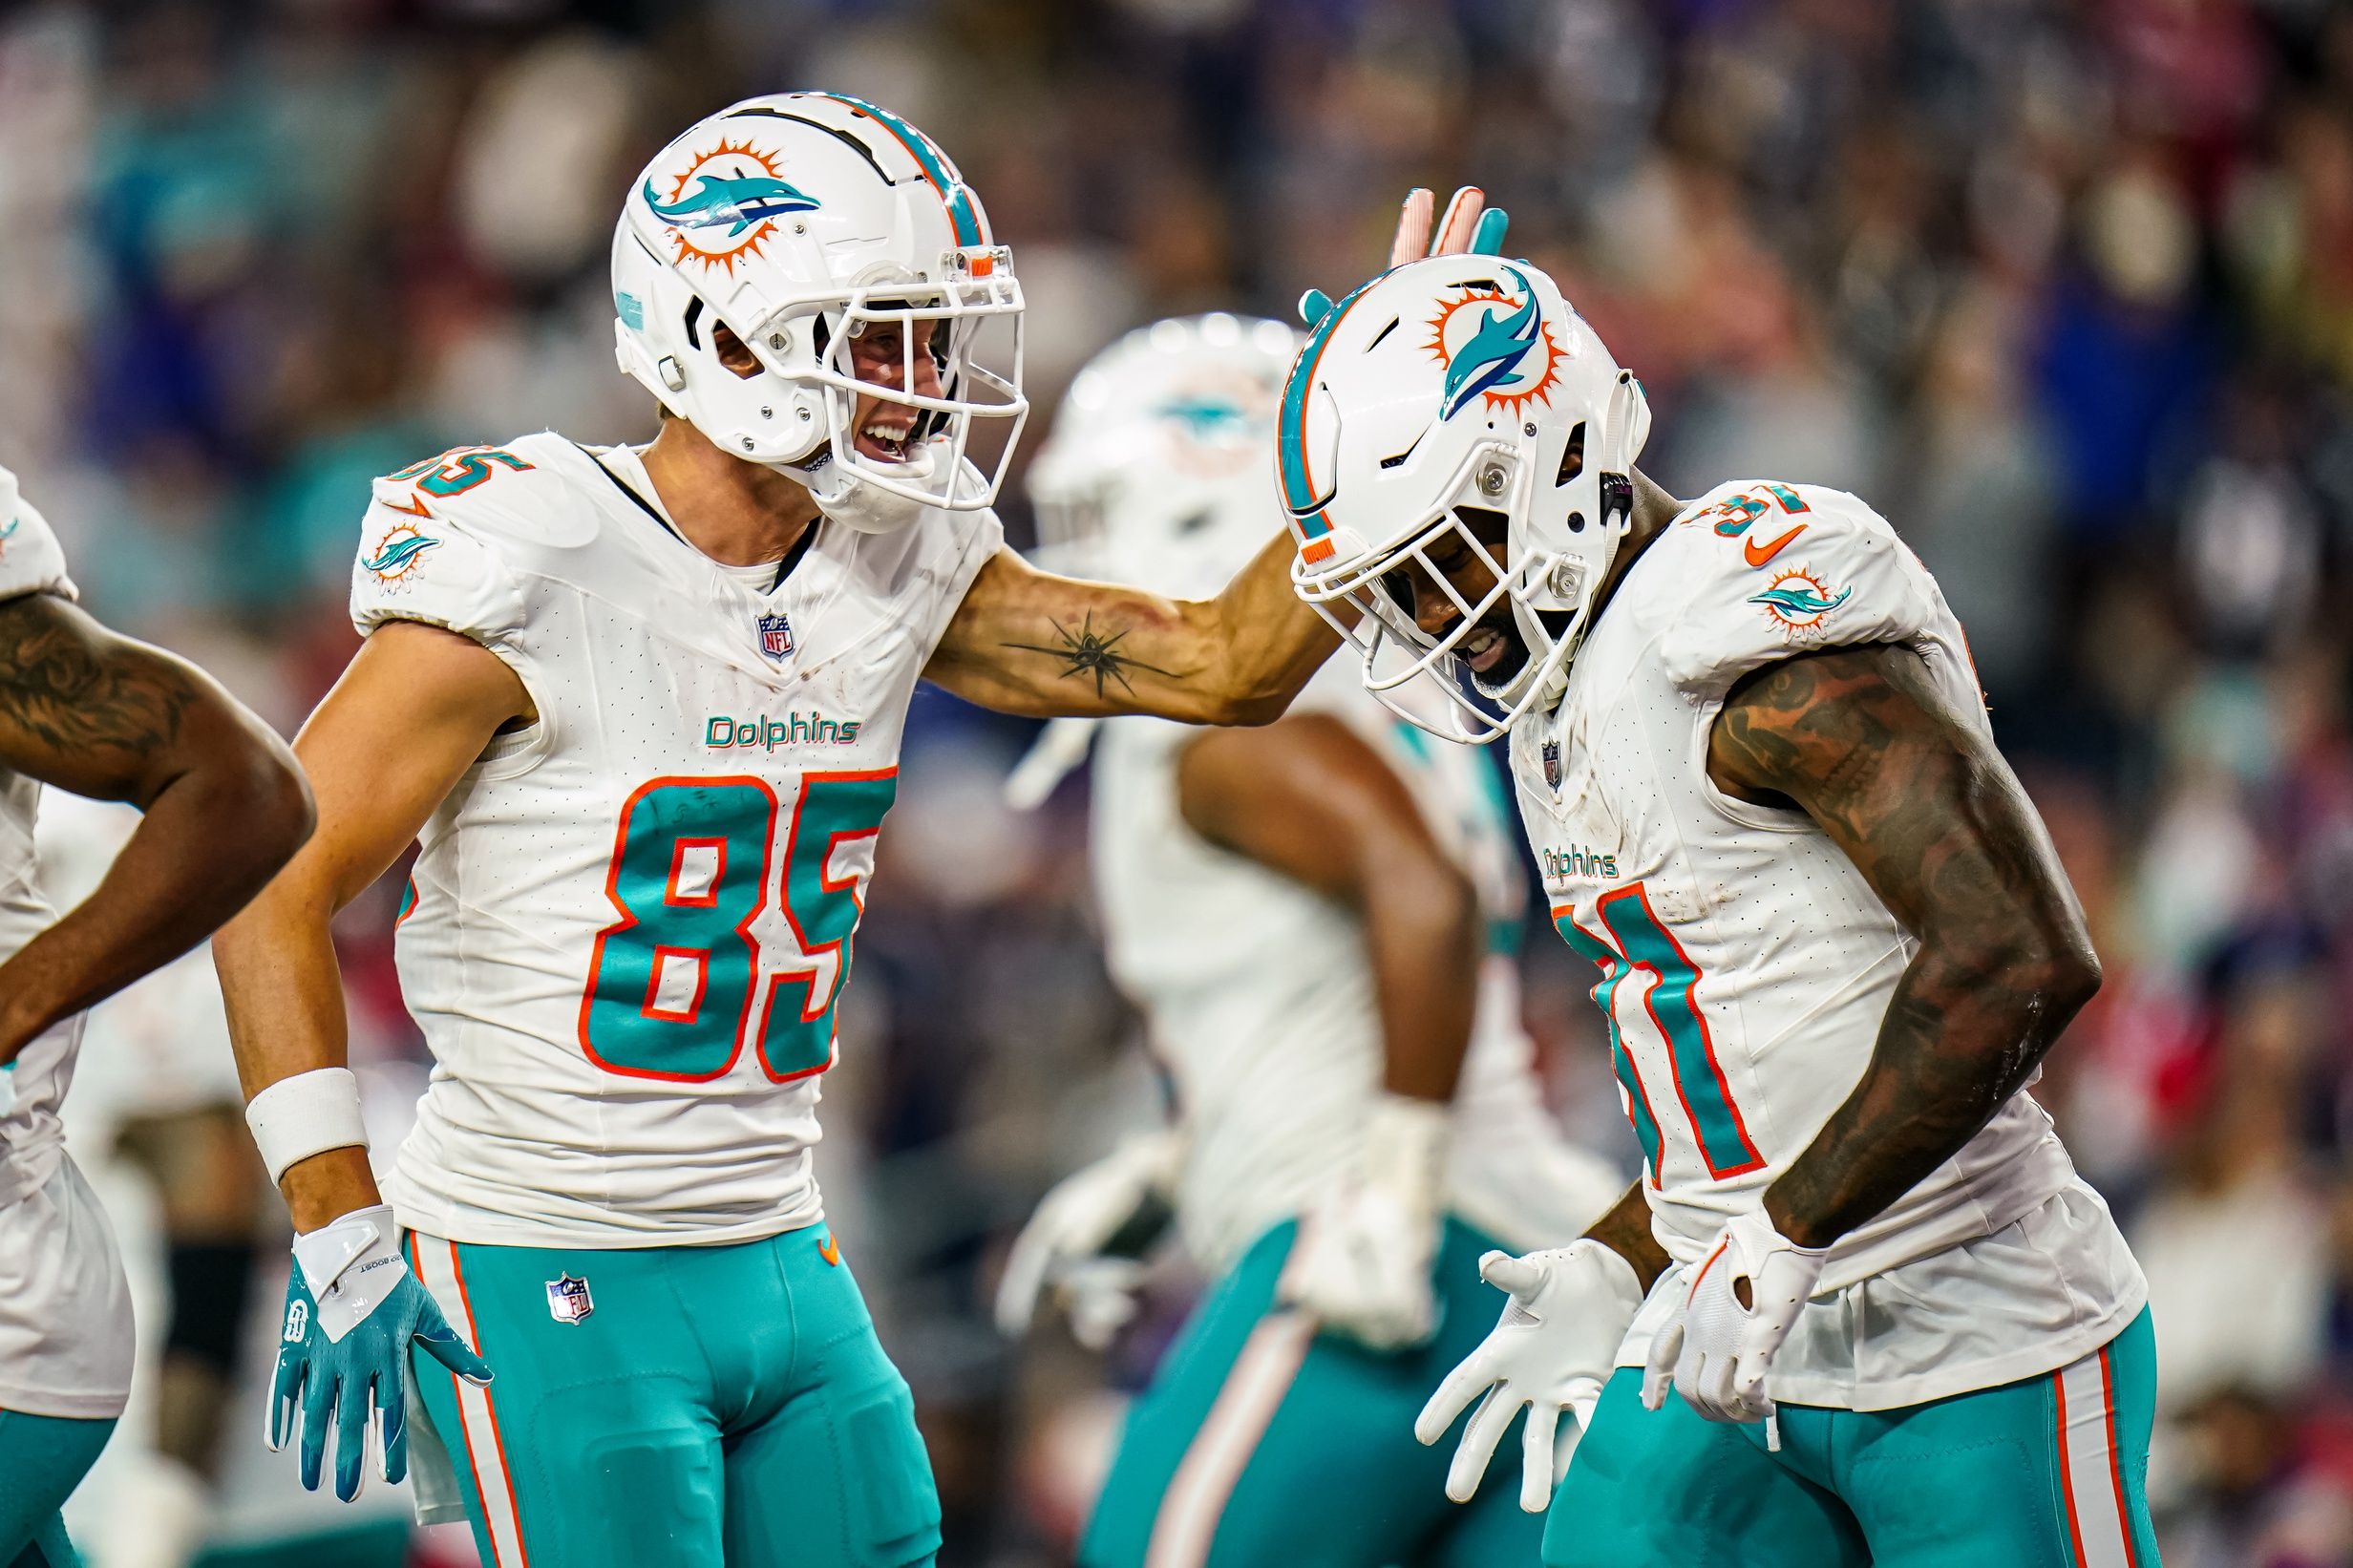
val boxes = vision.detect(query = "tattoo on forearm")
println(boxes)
[0,596,191,758]
[1712,646,2098,1248]
[1000,610,1187,699]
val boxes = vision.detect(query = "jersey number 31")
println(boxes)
[578,772,898,1082]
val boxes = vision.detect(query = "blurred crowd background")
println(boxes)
[4,0,2352,1563]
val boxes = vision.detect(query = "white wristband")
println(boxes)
[244,1068,370,1186]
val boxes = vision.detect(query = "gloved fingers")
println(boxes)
[297,1367,337,1492]
[1730,1349,1776,1424]
[415,1313,494,1387]
[1640,1321,1683,1411]
[1471,207,1510,255]
[1413,1346,1495,1445]
[1445,1386,1521,1504]
[1517,1398,1560,1514]
[992,1232,1051,1338]
[266,1347,305,1452]
[1431,187,1486,256]
[1556,1375,1605,1486]
[379,1367,410,1487]
[333,1366,371,1502]
[1477,1251,1545,1299]
[1389,188,1436,266]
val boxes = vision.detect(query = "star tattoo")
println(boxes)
[1001,611,1184,699]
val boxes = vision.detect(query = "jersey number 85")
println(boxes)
[577,771,898,1082]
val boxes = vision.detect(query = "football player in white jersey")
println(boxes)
[0,464,312,1567]
[208,97,1500,1567]
[994,313,1621,1568]
[1279,255,2156,1565]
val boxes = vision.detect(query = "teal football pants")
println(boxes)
[406,1226,937,1568]
[0,1409,114,1568]
[1545,1306,2160,1568]
[1081,1217,1544,1568]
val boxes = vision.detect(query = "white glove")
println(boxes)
[1641,1207,1827,1427]
[996,1129,1183,1350]
[1413,1240,1644,1513]
[1276,1094,1448,1351]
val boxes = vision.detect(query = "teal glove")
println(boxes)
[267,1205,492,1502]
[1301,186,1512,328]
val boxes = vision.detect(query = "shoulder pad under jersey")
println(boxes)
[1652,481,1942,699]
[348,436,580,646]
[0,467,77,606]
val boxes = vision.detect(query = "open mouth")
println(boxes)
[1463,623,1511,674]
[854,414,917,464]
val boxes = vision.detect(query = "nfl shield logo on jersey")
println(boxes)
[1542,739,1562,789]
[756,612,795,662]
[545,1273,593,1324]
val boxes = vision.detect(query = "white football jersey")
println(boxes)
[1093,659,1622,1273]
[1513,481,2143,1407]
[350,434,1000,1247]
[0,466,134,1419]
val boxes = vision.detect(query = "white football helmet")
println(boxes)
[612,92,1027,524]
[1028,311,1301,596]
[1282,255,1650,741]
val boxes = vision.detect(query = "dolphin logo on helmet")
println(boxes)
[641,172,819,236]
[1439,269,1544,419]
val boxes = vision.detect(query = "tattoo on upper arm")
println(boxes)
[999,610,1188,699]
[0,595,191,761]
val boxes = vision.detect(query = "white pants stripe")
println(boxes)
[2053,1344,2136,1568]
[1143,1311,1316,1568]
[409,1236,531,1567]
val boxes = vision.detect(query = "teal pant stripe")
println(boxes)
[1082,1216,1547,1568]
[0,1409,115,1568]
[1544,1307,2161,1568]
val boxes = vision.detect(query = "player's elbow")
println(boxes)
[1364,853,1482,963]
[1214,689,1293,728]
[1982,928,2103,1033]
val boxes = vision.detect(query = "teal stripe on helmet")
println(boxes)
[1277,272,1384,541]
[815,93,984,246]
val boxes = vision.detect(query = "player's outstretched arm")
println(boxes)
[0,592,312,1066]
[1708,643,2101,1251]
[923,530,1338,725]
[215,619,531,1231]
[1640,642,2098,1429]
[927,185,1508,727]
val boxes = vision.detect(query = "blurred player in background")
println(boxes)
[40,791,274,1568]
[1281,256,2153,1564]
[0,463,313,1568]
[210,96,1477,1567]
[995,311,1622,1568]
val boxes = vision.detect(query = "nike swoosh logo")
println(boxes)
[384,492,434,519]
[817,1235,841,1266]
[1744,524,1806,567]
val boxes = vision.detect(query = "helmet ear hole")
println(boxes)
[1565,511,1586,533]
[1555,420,1586,487]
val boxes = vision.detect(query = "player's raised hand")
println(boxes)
[1413,1240,1644,1513]
[266,1204,492,1502]
[1299,186,1512,328]
[1640,1208,1826,1430]
[995,1129,1183,1350]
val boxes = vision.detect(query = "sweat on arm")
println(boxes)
[1705,643,2102,1251]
